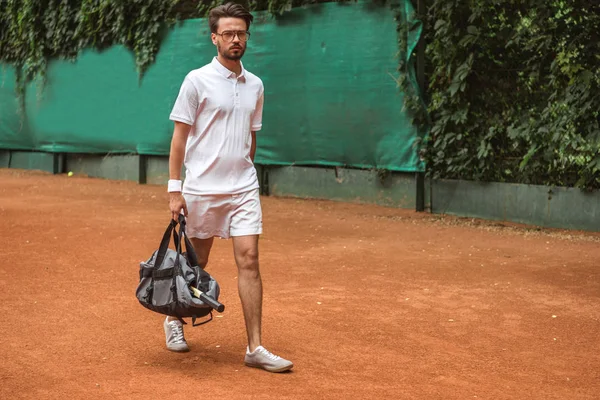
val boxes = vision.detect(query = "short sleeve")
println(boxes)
[251,86,264,132]
[169,77,200,126]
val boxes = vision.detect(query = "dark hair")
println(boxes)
[209,2,254,33]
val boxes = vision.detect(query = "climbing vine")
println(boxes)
[420,0,600,189]
[0,0,182,103]
[0,1,360,101]
[4,1,594,189]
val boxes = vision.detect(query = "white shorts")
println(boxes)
[183,188,263,239]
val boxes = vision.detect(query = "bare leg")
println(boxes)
[167,237,214,323]
[232,235,262,352]
[189,237,214,270]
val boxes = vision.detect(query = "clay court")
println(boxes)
[0,169,599,399]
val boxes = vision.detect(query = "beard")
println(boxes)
[218,42,245,60]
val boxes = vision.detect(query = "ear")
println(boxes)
[211,33,217,46]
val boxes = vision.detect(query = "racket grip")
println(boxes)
[191,286,225,312]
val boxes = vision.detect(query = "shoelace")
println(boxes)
[169,322,185,343]
[258,347,281,361]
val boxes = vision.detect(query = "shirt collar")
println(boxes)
[211,57,246,80]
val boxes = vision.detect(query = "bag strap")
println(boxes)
[192,311,213,326]
[152,219,178,271]
[174,214,199,268]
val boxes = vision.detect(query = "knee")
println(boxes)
[187,250,209,269]
[237,248,259,272]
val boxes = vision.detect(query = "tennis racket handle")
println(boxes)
[191,286,225,312]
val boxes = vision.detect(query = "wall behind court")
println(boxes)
[0,1,423,172]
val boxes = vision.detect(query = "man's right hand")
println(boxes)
[169,192,188,221]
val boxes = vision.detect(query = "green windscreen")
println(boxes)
[0,1,424,172]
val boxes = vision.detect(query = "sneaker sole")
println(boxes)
[245,362,293,373]
[167,347,190,352]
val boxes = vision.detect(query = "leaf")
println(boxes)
[519,146,539,171]
[449,81,461,97]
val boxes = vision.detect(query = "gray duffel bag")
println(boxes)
[136,215,224,326]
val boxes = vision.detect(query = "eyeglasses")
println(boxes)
[216,30,250,42]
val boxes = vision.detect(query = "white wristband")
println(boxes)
[168,179,182,193]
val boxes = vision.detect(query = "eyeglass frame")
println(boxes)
[215,30,251,42]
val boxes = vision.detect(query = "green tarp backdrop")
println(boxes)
[0,1,423,172]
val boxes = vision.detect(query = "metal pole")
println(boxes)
[415,0,426,212]
[53,153,65,174]
[138,154,147,184]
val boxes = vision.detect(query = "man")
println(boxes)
[165,2,293,373]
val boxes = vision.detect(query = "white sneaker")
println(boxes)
[244,346,293,372]
[163,317,189,352]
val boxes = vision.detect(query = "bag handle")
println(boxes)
[173,214,199,268]
[152,218,178,271]
[153,215,200,271]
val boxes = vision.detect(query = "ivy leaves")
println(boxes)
[422,0,600,190]
[3,0,597,189]
[0,1,342,91]
[1,0,180,105]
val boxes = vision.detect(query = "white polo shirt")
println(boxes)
[169,57,264,195]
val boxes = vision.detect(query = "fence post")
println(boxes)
[415,0,426,212]
[138,154,147,184]
[53,153,65,174]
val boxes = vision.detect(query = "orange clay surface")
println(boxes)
[0,169,599,400]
